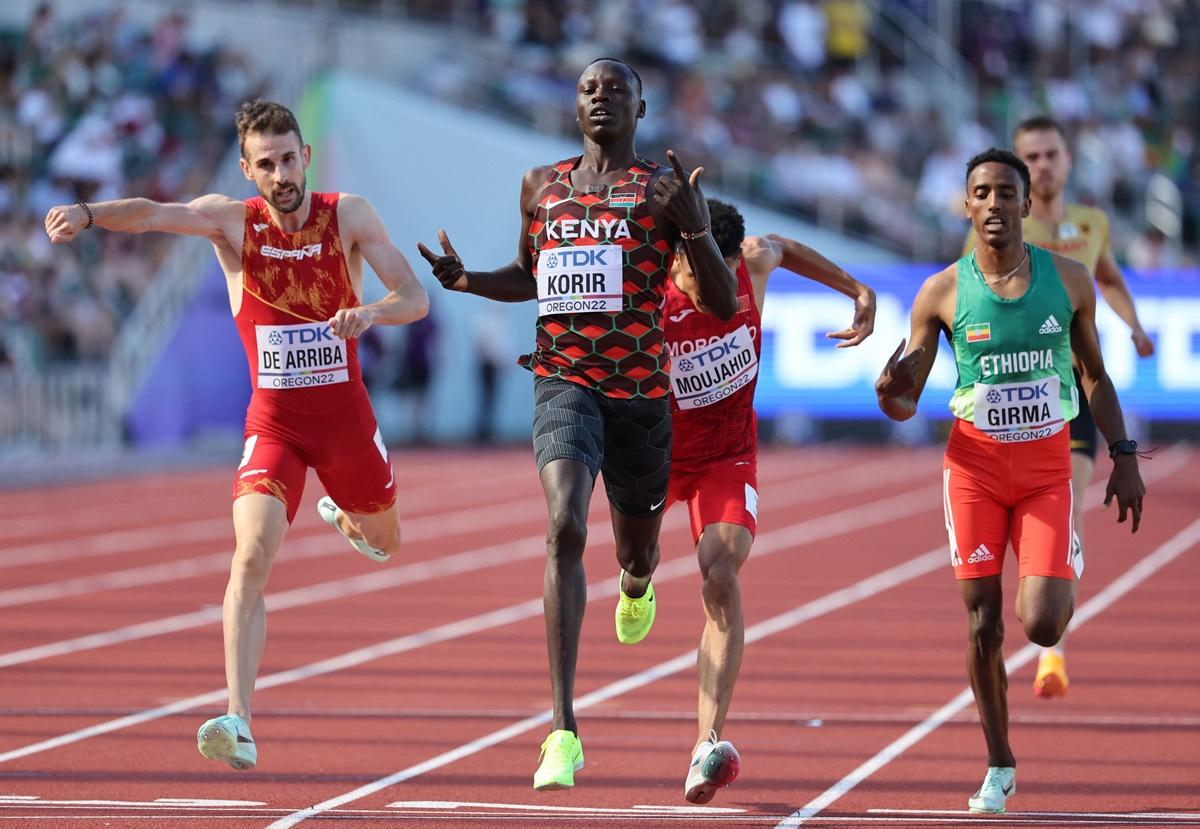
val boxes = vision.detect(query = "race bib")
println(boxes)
[255,322,348,389]
[973,376,1064,442]
[537,245,624,316]
[670,325,758,410]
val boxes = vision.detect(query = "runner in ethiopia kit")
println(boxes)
[43,100,429,771]
[664,199,876,804]
[875,148,1145,814]
[419,58,738,791]
[963,116,1156,699]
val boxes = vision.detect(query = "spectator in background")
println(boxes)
[473,307,512,444]
[408,0,1198,267]
[0,3,261,369]
[394,312,438,444]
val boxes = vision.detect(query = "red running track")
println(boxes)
[0,444,1196,828]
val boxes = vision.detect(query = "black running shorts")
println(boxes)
[1069,368,1098,459]
[532,376,671,516]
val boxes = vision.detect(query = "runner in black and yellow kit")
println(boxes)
[963,116,1155,698]
[878,149,1145,813]
[419,58,737,790]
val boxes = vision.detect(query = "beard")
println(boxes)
[265,177,307,213]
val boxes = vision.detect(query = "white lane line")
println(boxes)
[0,493,541,572]
[263,448,1195,828]
[0,458,536,544]
[0,445,848,578]
[774,514,1200,828]
[0,495,548,603]
[0,483,940,765]
[17,704,1195,729]
[0,455,928,668]
[0,797,267,808]
[870,809,1200,820]
[263,544,950,828]
[384,800,746,814]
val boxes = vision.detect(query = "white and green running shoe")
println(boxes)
[197,714,257,771]
[968,766,1015,813]
[317,496,389,563]
[684,730,741,804]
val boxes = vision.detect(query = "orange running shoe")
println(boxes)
[1033,650,1069,698]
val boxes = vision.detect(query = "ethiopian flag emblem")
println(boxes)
[965,323,991,343]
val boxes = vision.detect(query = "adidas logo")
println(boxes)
[967,544,995,564]
[1039,314,1063,334]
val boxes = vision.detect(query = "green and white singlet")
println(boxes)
[949,244,1078,443]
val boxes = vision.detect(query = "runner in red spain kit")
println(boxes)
[43,101,429,771]
[420,58,738,790]
[665,199,876,803]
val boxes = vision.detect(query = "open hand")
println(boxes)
[827,289,877,348]
[1103,456,1145,533]
[417,230,468,292]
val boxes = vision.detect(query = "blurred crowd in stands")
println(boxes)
[3,0,1197,375]
[414,0,1199,267]
[0,3,258,368]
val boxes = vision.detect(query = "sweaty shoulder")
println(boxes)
[916,264,957,322]
[334,192,365,218]
[191,193,245,245]
[1048,251,1093,309]
[521,164,556,209]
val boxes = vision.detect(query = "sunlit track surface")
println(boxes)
[0,445,1195,829]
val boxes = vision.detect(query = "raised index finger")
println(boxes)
[416,241,439,265]
[665,149,689,182]
[438,229,460,259]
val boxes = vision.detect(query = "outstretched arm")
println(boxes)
[418,167,543,303]
[44,194,243,245]
[875,269,948,421]
[652,151,738,319]
[757,233,876,347]
[330,195,429,338]
[1062,255,1145,531]
[1094,249,1154,357]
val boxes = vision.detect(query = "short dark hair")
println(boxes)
[1013,115,1068,143]
[706,198,745,259]
[585,57,643,96]
[965,147,1031,198]
[235,100,303,157]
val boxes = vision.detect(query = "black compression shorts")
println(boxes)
[1069,368,1098,459]
[532,375,671,516]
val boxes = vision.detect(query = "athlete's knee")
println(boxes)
[1023,611,1069,648]
[614,536,659,578]
[701,556,740,611]
[230,538,275,587]
[967,606,1005,654]
[546,508,587,560]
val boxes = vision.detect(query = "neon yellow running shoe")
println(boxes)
[615,578,656,644]
[533,730,584,790]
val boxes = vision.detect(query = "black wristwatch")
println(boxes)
[1108,439,1138,459]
